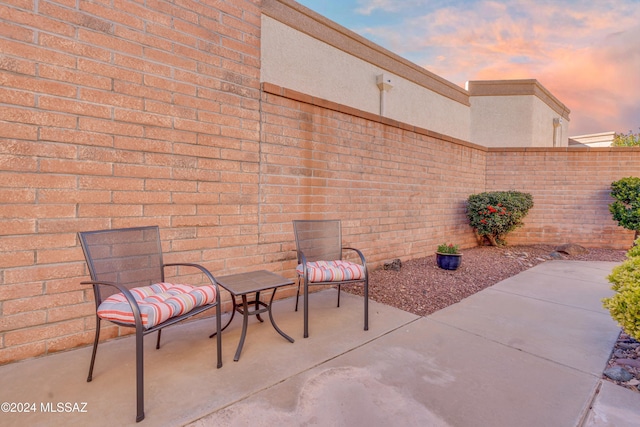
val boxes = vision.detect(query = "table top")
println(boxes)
[215,270,294,296]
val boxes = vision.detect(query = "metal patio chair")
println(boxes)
[292,219,369,338]
[78,226,223,422]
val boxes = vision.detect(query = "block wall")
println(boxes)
[486,148,640,248]
[0,0,264,364]
[1,0,639,366]
[259,84,486,268]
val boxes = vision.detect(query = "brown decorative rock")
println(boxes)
[616,358,640,369]
[555,243,589,255]
[604,366,634,382]
[383,259,402,271]
[549,251,565,259]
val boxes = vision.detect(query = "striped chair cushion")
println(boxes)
[297,260,365,283]
[97,283,217,329]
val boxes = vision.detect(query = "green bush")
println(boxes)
[609,176,640,241]
[603,238,640,340]
[611,128,640,147]
[466,191,534,246]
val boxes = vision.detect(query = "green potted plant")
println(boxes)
[436,243,462,270]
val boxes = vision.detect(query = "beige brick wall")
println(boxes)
[260,85,639,254]
[486,148,639,248]
[1,0,639,366]
[0,0,263,364]
[259,84,485,269]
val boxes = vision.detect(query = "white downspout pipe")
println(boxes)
[376,74,393,116]
[553,117,563,147]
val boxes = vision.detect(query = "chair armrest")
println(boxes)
[81,279,130,294]
[163,263,221,305]
[296,251,309,276]
[81,280,144,330]
[342,247,367,267]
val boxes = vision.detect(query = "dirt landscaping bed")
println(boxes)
[349,244,625,316]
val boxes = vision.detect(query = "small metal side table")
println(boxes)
[210,270,295,361]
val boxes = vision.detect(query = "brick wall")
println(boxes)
[486,148,639,248]
[259,84,486,269]
[259,86,640,255]
[0,0,263,364]
[1,1,639,366]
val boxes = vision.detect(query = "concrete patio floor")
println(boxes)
[2,260,640,426]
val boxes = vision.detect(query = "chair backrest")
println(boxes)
[292,220,342,263]
[78,226,164,304]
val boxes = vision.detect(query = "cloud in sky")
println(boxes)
[297,0,640,135]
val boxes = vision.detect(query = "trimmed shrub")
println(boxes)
[609,176,640,241]
[466,191,534,246]
[603,238,640,340]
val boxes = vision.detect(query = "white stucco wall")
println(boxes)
[531,97,569,147]
[569,132,615,147]
[261,16,471,141]
[261,16,379,114]
[261,2,572,149]
[468,80,570,147]
[383,77,471,141]
[470,96,534,146]
[470,95,569,147]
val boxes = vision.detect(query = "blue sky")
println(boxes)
[296,0,640,136]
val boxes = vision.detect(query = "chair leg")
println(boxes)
[294,276,301,312]
[364,280,369,331]
[155,329,162,350]
[337,284,341,307]
[216,304,222,369]
[87,316,101,382]
[303,279,309,338]
[135,326,145,422]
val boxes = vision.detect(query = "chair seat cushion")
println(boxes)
[97,283,217,329]
[297,260,365,283]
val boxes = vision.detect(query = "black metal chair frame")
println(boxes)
[292,219,369,338]
[78,226,223,423]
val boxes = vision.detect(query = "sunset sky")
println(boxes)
[296,0,640,136]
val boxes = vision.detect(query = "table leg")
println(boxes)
[234,295,250,362]
[268,288,294,343]
[255,291,264,323]
[209,294,236,338]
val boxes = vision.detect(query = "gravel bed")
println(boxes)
[605,332,640,392]
[345,244,626,316]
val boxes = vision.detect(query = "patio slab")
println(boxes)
[490,261,619,312]
[2,260,639,427]
[0,290,417,427]
[193,318,600,427]
[428,289,619,376]
[190,260,628,427]
[584,380,640,427]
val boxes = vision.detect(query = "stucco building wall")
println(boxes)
[261,6,471,141]
[262,1,571,148]
[468,80,571,147]
[569,132,615,147]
